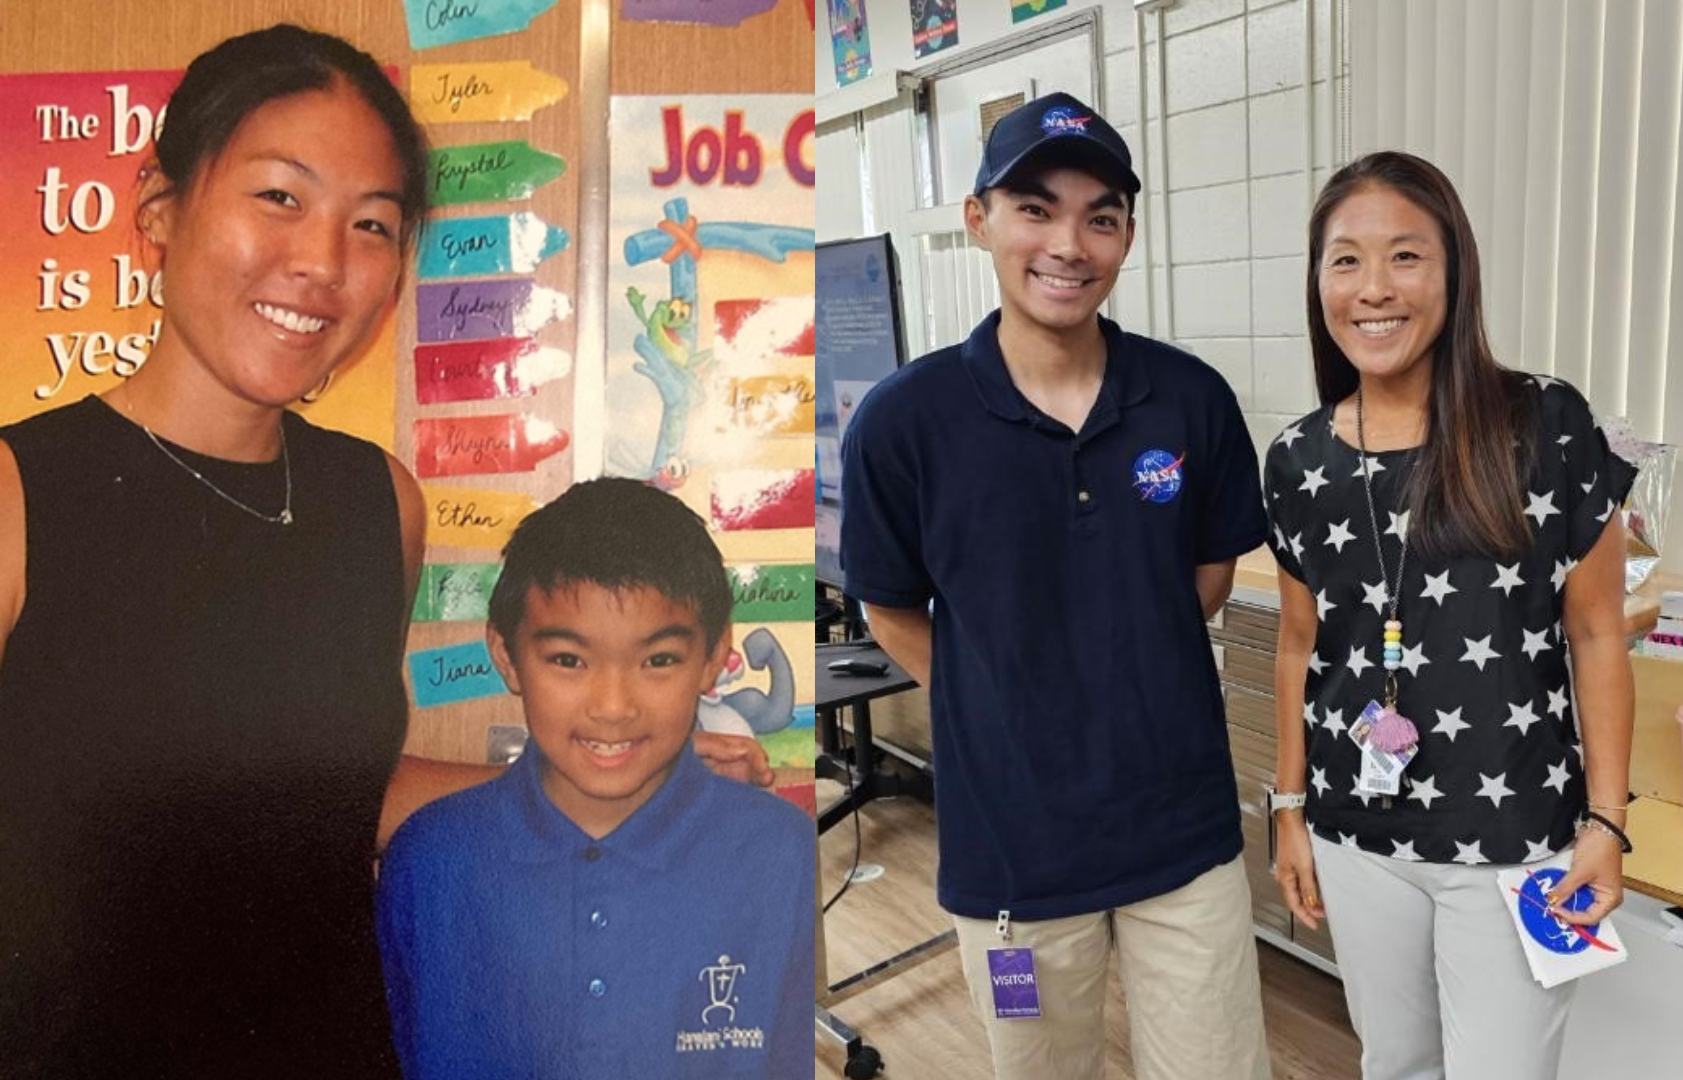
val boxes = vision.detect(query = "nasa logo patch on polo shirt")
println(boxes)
[1132,449,1185,503]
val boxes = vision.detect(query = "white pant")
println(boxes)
[1311,834,1575,1080]
[952,857,1271,1080]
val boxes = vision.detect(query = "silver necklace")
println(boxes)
[1355,387,1405,693]
[121,393,295,525]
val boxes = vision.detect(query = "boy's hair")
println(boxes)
[488,478,734,650]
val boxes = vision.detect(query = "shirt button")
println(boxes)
[1077,491,1091,503]
[588,978,607,997]
[583,847,602,862]
[589,909,609,930]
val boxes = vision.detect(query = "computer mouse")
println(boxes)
[827,658,890,677]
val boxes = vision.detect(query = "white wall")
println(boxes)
[818,0,1346,469]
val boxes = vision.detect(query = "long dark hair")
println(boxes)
[1306,151,1535,562]
[146,24,431,248]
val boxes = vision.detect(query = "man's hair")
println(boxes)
[487,478,734,650]
[978,142,1135,217]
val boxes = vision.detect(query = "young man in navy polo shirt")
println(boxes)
[375,479,811,1079]
[841,93,1272,1080]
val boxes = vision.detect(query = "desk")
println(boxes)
[815,643,948,1079]
[816,644,931,832]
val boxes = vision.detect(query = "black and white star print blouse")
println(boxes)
[1264,376,1636,866]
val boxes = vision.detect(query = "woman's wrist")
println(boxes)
[1576,811,1633,854]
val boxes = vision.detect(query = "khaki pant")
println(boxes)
[953,857,1271,1080]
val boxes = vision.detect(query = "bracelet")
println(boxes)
[1576,811,1633,854]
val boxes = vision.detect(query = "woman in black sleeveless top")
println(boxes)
[0,27,431,1079]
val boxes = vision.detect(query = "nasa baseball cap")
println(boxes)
[972,92,1141,198]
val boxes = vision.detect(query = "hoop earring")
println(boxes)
[301,372,334,403]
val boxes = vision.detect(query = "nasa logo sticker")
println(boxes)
[1132,449,1185,504]
[1516,868,1596,955]
[1040,106,1092,138]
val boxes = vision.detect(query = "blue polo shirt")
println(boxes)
[376,745,813,1080]
[841,312,1266,921]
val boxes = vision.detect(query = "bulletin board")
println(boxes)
[0,0,816,802]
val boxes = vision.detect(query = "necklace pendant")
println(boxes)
[278,509,294,525]
[1382,618,1403,671]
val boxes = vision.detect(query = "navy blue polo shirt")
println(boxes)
[841,312,1267,921]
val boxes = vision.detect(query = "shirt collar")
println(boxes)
[960,311,1152,425]
[503,740,710,871]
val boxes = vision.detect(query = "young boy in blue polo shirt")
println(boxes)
[842,93,1271,1080]
[376,478,812,1079]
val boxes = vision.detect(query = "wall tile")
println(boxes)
[1169,182,1251,264]
[1167,101,1249,189]
[1170,261,1251,337]
[1165,18,1247,114]
[1251,256,1308,336]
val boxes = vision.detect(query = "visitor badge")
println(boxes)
[986,948,1041,1019]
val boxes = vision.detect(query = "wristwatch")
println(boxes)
[1267,788,1307,814]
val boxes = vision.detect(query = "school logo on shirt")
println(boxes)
[673,954,766,1055]
[1132,449,1186,503]
[1040,106,1092,137]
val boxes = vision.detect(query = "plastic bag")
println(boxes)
[1601,417,1676,592]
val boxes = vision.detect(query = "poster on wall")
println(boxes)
[0,71,395,445]
[608,95,815,772]
[1011,0,1068,23]
[828,0,873,86]
[909,0,958,58]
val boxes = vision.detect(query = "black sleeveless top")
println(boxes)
[0,396,407,1078]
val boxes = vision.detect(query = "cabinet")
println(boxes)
[1209,599,1339,972]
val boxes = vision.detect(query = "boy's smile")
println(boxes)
[490,582,730,839]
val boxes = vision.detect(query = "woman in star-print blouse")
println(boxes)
[1266,152,1634,1080]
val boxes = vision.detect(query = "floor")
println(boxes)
[817,784,1363,1080]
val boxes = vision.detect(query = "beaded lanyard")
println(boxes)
[1355,387,1419,753]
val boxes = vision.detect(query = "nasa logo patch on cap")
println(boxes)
[1040,106,1092,137]
[1132,449,1185,504]
[973,92,1141,197]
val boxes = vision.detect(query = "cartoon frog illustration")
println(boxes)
[626,286,712,487]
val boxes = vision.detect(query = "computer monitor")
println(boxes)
[815,233,908,590]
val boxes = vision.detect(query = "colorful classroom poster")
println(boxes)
[0,71,396,443]
[409,61,568,124]
[621,0,778,26]
[607,96,814,494]
[909,0,958,57]
[609,95,814,765]
[428,140,566,207]
[1011,0,1067,23]
[828,0,873,85]
[402,0,561,50]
